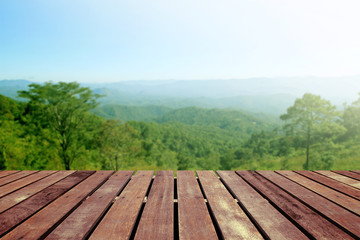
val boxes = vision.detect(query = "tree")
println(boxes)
[18,82,100,170]
[280,93,344,169]
[343,93,360,140]
[96,120,141,170]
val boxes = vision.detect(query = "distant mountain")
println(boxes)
[87,76,360,115]
[95,104,173,122]
[3,77,359,115]
[93,87,296,115]
[0,79,32,87]
[0,79,32,99]
[191,94,297,115]
[153,106,277,136]
[87,76,360,102]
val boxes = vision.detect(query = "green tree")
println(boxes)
[96,120,141,170]
[343,93,360,139]
[18,82,100,170]
[0,120,23,169]
[244,130,270,157]
[280,93,344,169]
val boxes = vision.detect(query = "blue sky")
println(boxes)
[1,0,360,82]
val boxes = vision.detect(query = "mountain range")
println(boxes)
[1,76,359,115]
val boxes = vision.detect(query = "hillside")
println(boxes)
[0,94,22,120]
[94,87,296,115]
[1,87,360,171]
[86,77,360,101]
[127,121,245,169]
[0,93,253,170]
[154,107,275,137]
[95,104,173,122]
[0,79,32,100]
[0,80,296,115]
[3,77,359,115]
[94,105,277,139]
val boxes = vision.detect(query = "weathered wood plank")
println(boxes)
[89,171,154,240]
[333,170,360,181]
[177,171,218,240]
[295,170,360,200]
[0,170,57,198]
[0,171,19,179]
[197,171,262,240]
[134,171,174,240]
[0,171,93,237]
[277,170,360,215]
[0,171,38,187]
[46,171,133,240]
[258,170,360,238]
[1,170,359,239]
[0,171,75,213]
[218,171,307,240]
[316,170,360,189]
[237,171,353,239]
[2,171,113,240]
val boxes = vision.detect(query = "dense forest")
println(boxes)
[0,81,359,171]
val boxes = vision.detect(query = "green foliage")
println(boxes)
[0,88,359,171]
[280,93,345,169]
[0,95,22,120]
[18,82,101,169]
[95,120,141,170]
[95,104,173,122]
[343,93,360,140]
[127,120,243,170]
[0,95,27,170]
[155,107,275,139]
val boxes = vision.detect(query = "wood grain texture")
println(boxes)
[0,171,56,198]
[46,171,133,240]
[1,170,359,239]
[0,171,94,237]
[197,171,262,240]
[333,170,360,181]
[0,171,75,213]
[135,171,174,240]
[316,170,360,189]
[295,170,360,200]
[218,171,307,240]
[2,171,113,240]
[258,170,360,237]
[177,171,218,240]
[0,171,19,179]
[0,171,38,187]
[237,171,353,239]
[277,170,360,215]
[89,171,154,240]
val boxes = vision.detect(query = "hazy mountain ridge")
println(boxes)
[94,104,173,122]
[1,77,359,115]
[153,106,276,133]
[86,77,360,100]
[0,79,33,99]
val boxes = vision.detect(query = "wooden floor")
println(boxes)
[0,170,359,239]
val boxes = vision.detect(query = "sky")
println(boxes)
[1,0,360,83]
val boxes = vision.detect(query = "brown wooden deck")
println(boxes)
[0,170,359,239]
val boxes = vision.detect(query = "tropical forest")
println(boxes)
[1,80,359,171]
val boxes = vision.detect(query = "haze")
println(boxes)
[1,0,360,82]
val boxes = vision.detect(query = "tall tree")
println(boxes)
[18,82,100,170]
[96,120,141,170]
[343,93,360,139]
[280,93,343,169]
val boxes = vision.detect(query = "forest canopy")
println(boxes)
[0,82,359,171]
